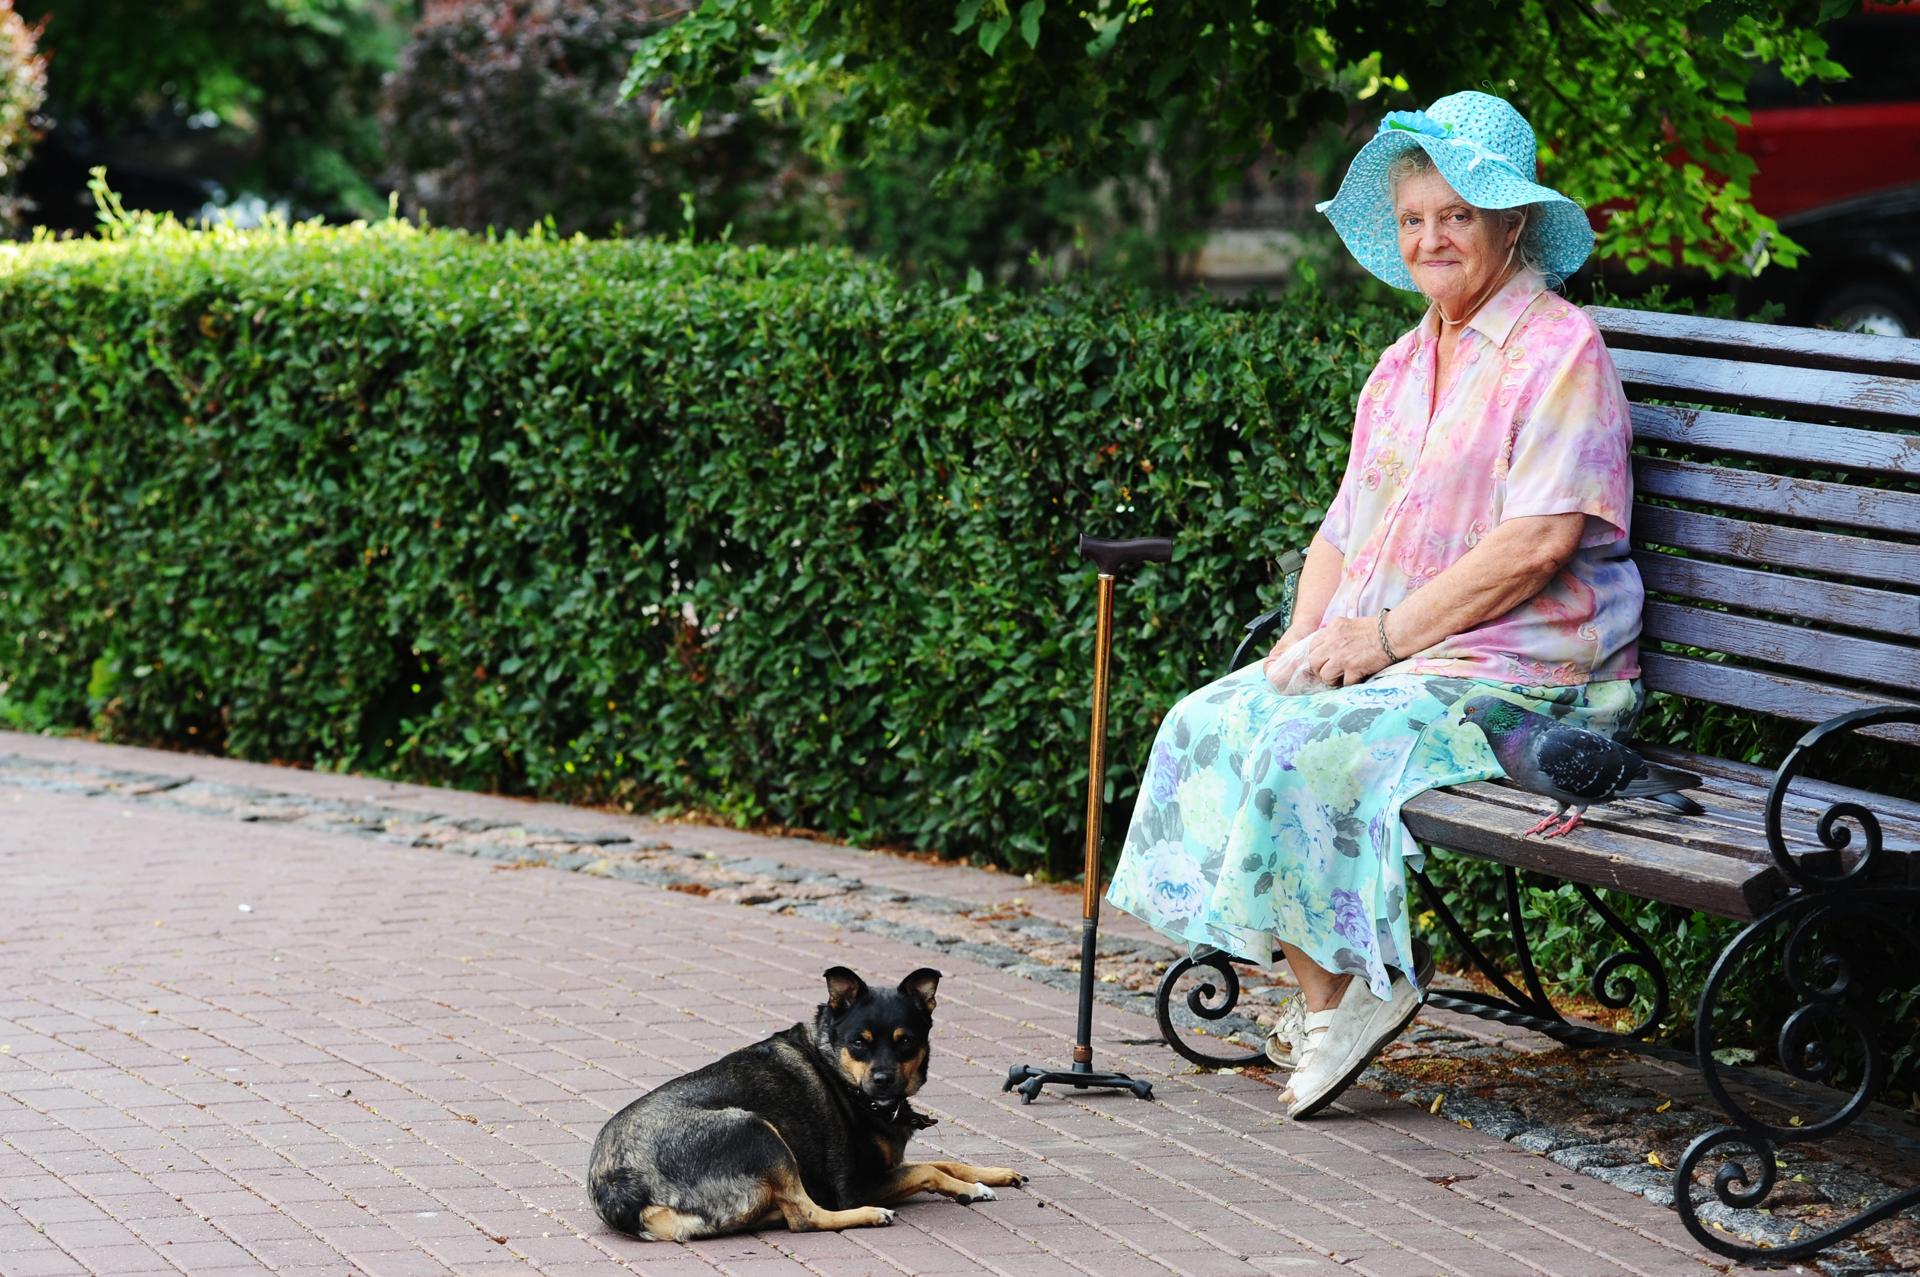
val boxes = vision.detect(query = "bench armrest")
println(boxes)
[1227,548,1307,674]
[1764,705,1920,891]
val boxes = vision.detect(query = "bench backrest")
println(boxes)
[1587,307,1920,746]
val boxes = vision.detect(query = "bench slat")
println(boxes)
[1641,600,1920,691]
[1633,503,1920,588]
[1639,651,1920,743]
[1404,784,1781,918]
[1650,791,1843,854]
[1634,455,1920,536]
[1631,404,1920,476]
[1612,347,1920,428]
[1592,305,1920,378]
[1413,765,1920,919]
[1633,552,1920,639]
[1643,744,1920,829]
[1445,764,1920,858]
[1447,754,1920,856]
[1435,779,1774,861]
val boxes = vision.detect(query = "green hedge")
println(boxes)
[0,218,1413,872]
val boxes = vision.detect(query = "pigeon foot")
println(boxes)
[1522,812,1562,836]
[1538,812,1584,839]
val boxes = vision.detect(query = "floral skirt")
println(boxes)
[1105,666,1642,1002]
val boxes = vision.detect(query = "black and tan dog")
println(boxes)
[588,966,1024,1240]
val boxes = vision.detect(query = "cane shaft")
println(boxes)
[1082,574,1116,920]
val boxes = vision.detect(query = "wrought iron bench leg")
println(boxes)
[1675,705,1920,1260]
[1412,862,1670,1050]
[1674,885,1920,1262]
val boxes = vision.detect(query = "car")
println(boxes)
[1583,3,1920,335]
[1734,3,1920,334]
[1735,184,1920,337]
[1741,2,1920,221]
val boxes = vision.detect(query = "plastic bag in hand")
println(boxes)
[1262,632,1329,697]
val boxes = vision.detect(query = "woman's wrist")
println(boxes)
[1376,609,1402,665]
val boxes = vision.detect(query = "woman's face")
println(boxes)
[1394,167,1520,317]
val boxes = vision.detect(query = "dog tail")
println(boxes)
[590,1167,651,1236]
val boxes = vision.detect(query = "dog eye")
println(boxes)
[847,1041,870,1058]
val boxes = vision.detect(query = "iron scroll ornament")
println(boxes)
[1763,705,1920,892]
[1153,949,1266,1069]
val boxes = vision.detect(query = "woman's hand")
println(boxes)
[1306,616,1392,688]
[1261,617,1392,688]
[1262,627,1310,676]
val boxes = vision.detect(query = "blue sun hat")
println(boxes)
[1316,90,1594,291]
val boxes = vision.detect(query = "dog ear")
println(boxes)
[823,967,867,1013]
[897,968,941,1013]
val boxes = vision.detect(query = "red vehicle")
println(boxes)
[1591,3,1920,334]
[1733,2,1920,333]
[1741,2,1920,219]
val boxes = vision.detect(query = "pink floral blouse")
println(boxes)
[1319,272,1642,686]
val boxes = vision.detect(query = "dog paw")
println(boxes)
[874,1208,896,1226]
[963,1185,997,1203]
[980,1167,1027,1187]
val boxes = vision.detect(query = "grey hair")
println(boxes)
[1386,148,1555,287]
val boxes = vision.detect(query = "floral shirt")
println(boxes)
[1319,272,1642,685]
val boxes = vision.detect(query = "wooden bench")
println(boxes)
[1152,307,1920,1263]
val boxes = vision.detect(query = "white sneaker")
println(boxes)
[1281,970,1423,1120]
[1263,940,1432,1073]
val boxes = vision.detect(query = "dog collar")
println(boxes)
[862,1095,938,1129]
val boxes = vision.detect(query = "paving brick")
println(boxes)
[37,1217,143,1251]
[1161,1252,1273,1277]
[1241,1257,1352,1275]
[11,1197,108,1228]
[0,1247,90,1277]
[1413,1244,1567,1277]
[151,1236,264,1267]
[56,1243,177,1275]
[349,1247,457,1276]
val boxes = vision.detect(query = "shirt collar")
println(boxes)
[1420,271,1547,349]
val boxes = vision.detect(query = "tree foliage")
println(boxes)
[0,0,46,228]
[381,0,826,241]
[630,0,1854,278]
[18,0,397,217]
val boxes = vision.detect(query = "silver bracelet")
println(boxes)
[1376,609,1401,665]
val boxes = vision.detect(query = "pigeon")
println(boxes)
[1459,695,1704,838]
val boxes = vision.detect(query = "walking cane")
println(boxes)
[1004,533,1171,1104]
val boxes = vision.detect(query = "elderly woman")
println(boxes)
[1105,92,1643,1119]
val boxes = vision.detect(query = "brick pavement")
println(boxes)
[0,735,1813,1277]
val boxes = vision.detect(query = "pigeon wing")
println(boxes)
[1617,760,1703,801]
[1532,726,1642,803]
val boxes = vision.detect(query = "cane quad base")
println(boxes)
[1002,1063,1154,1104]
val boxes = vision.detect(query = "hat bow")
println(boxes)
[1378,110,1528,182]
